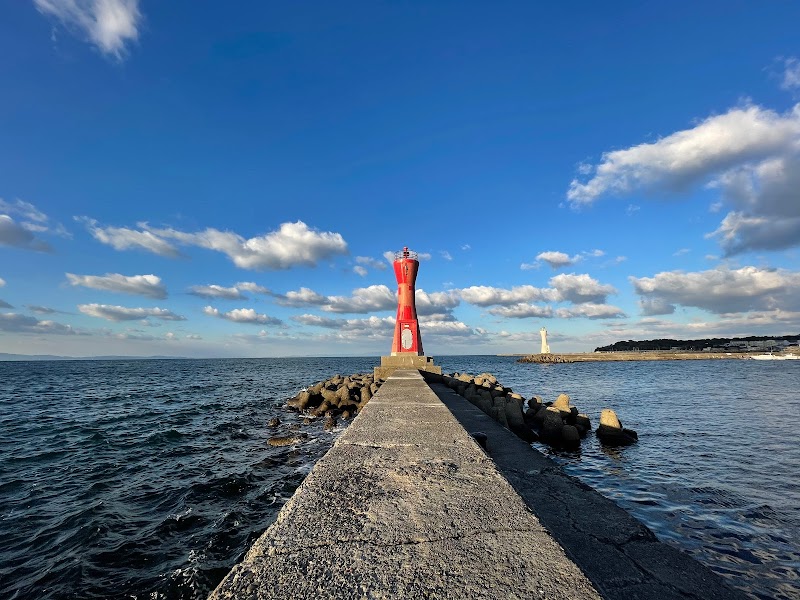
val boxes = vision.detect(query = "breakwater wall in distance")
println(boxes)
[208,369,746,600]
[515,351,750,363]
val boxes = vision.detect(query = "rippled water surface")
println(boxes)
[1,356,798,599]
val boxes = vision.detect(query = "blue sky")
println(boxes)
[2,1,800,357]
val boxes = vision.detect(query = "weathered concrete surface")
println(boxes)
[429,380,748,600]
[209,369,600,600]
[373,353,442,379]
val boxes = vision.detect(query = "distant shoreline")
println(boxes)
[502,350,800,362]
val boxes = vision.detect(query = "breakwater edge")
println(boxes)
[1,356,797,599]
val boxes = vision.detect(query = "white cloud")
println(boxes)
[353,265,368,277]
[236,282,270,294]
[569,102,800,255]
[487,304,554,319]
[79,217,180,256]
[0,313,77,334]
[82,219,348,270]
[324,285,395,313]
[535,251,578,269]
[276,287,328,307]
[293,314,395,334]
[555,303,626,319]
[0,215,53,252]
[78,303,186,322]
[549,273,617,304]
[459,285,554,307]
[0,277,5,287]
[440,250,453,261]
[673,248,690,257]
[67,273,166,299]
[631,266,800,314]
[461,244,471,251]
[33,0,141,58]
[639,297,676,316]
[0,199,47,223]
[414,289,460,316]
[203,306,282,325]
[569,104,800,204]
[355,256,387,270]
[781,57,800,91]
[188,284,245,300]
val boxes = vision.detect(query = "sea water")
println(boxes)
[0,356,797,599]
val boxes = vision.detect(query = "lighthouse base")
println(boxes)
[374,354,442,380]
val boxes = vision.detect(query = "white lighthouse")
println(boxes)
[540,327,551,354]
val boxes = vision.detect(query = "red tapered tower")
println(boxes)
[391,247,423,356]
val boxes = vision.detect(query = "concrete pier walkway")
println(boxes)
[208,369,746,600]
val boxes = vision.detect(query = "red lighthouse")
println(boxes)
[374,246,441,379]
[391,247,423,356]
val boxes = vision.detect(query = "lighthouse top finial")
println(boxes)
[394,247,418,261]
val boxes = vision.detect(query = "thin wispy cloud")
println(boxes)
[0,215,53,252]
[33,0,142,59]
[66,273,167,299]
[781,57,800,91]
[188,284,245,300]
[78,303,186,322]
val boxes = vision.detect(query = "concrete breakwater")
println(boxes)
[517,351,747,363]
[209,369,744,600]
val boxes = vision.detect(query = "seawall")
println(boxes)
[208,369,746,599]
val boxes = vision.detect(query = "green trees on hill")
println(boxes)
[595,335,800,352]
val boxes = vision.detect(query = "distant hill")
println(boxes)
[595,335,800,353]
[0,353,188,361]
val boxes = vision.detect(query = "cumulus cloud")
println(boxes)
[550,273,617,304]
[67,272,166,299]
[0,215,53,252]
[459,285,555,307]
[188,284,245,300]
[324,285,396,313]
[569,104,800,203]
[78,303,185,322]
[414,289,460,317]
[33,0,142,58]
[203,306,282,325]
[569,102,800,255]
[522,249,606,270]
[639,297,676,316]
[81,219,348,270]
[535,251,577,269]
[0,312,76,334]
[631,266,800,314]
